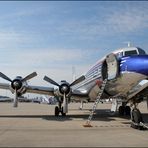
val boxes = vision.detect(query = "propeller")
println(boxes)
[0,72,12,82]
[43,75,85,114]
[0,72,37,107]
[70,75,85,87]
[44,76,60,87]
[43,75,85,89]
[22,72,37,82]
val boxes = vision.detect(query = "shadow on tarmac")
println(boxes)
[0,109,147,123]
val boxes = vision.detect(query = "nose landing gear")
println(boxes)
[130,108,145,130]
[130,103,148,130]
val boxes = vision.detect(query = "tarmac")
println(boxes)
[0,101,148,147]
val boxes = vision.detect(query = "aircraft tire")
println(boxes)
[131,108,143,124]
[125,106,131,116]
[131,108,146,130]
[119,106,125,116]
[55,106,59,116]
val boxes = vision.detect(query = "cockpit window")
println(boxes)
[124,50,138,56]
[137,48,146,55]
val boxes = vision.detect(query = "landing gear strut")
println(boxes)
[79,100,84,110]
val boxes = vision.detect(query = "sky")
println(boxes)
[0,1,148,97]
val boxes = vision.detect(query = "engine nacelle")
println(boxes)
[101,53,119,80]
[53,81,72,98]
[10,77,27,96]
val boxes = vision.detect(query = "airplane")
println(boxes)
[0,46,147,129]
[39,95,57,105]
[0,96,13,102]
[31,95,57,104]
[41,46,148,129]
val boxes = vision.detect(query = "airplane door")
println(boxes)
[106,53,119,80]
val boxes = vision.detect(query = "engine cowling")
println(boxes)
[11,79,22,90]
[54,81,71,97]
[101,53,119,80]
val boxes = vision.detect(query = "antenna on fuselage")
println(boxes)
[123,41,132,47]
[127,42,131,47]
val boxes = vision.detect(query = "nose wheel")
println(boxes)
[55,106,60,116]
[131,108,143,123]
[130,108,145,130]
[54,106,67,116]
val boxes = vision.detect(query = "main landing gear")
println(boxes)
[118,102,131,116]
[118,103,147,130]
[118,105,131,116]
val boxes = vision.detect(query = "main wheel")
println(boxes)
[55,106,59,116]
[125,106,131,116]
[119,106,125,116]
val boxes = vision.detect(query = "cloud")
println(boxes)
[105,8,148,33]
[0,30,35,50]
[0,2,148,88]
[1,48,84,67]
[50,3,148,40]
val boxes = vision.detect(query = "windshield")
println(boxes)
[124,50,138,56]
[137,48,146,55]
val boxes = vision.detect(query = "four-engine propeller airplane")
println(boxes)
[0,46,147,129]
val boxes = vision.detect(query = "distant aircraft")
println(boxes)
[0,96,13,102]
[0,46,147,129]
[40,95,57,105]
[32,95,56,104]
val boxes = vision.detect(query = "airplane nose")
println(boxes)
[120,55,148,77]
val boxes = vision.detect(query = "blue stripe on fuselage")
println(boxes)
[120,55,148,76]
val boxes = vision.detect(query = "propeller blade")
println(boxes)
[0,72,12,82]
[22,72,37,82]
[70,75,85,86]
[43,76,60,86]
[13,89,18,107]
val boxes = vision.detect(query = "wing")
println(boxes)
[127,80,148,100]
[26,85,54,96]
[0,82,55,96]
[0,83,10,90]
[70,89,89,101]
[72,89,88,97]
